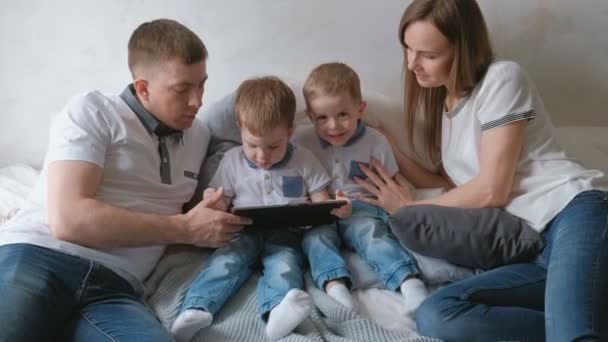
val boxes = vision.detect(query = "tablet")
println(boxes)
[231,200,348,230]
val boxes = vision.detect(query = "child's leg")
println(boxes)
[302,224,356,310]
[257,229,312,340]
[341,202,427,311]
[171,232,263,341]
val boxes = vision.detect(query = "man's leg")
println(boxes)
[66,295,172,342]
[0,243,85,342]
[64,261,172,342]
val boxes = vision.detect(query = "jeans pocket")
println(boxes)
[349,160,369,180]
[282,176,304,197]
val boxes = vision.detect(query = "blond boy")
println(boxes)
[293,62,428,313]
[171,76,349,341]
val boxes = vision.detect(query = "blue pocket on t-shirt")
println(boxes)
[349,160,369,180]
[282,175,304,197]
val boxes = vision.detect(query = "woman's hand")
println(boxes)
[331,190,352,219]
[354,157,414,214]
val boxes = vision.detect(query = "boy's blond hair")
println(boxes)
[235,76,296,135]
[303,62,362,109]
[128,19,208,78]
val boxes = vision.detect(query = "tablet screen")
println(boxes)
[231,200,347,230]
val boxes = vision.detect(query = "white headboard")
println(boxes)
[1,0,607,168]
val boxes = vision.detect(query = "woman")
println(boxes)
[356,0,608,341]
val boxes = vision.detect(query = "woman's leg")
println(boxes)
[416,190,608,342]
[416,262,547,342]
[543,190,608,341]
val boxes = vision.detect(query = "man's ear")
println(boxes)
[133,78,150,102]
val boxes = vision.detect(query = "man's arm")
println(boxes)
[48,160,249,249]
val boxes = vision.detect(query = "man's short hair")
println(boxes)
[128,19,208,77]
[235,76,296,135]
[303,62,362,108]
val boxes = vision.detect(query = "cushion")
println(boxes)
[388,204,544,270]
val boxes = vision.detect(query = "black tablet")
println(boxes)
[231,200,348,230]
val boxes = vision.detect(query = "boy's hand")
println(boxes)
[331,190,352,219]
[202,187,228,211]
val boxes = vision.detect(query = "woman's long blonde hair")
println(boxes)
[398,0,494,162]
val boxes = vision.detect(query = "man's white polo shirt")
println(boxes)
[0,87,210,292]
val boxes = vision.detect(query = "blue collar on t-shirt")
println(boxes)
[120,84,183,140]
[318,120,366,149]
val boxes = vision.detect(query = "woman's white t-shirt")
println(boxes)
[441,60,607,232]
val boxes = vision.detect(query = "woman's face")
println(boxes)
[403,20,453,88]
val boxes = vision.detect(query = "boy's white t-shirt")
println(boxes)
[0,89,210,291]
[442,60,607,232]
[209,143,331,208]
[293,123,399,198]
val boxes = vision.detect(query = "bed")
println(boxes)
[1,93,607,341]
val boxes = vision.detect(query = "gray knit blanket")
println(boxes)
[145,246,442,342]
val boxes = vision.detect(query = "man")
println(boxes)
[0,19,249,341]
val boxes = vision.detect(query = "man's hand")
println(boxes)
[330,190,352,219]
[180,194,251,248]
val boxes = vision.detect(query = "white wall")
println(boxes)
[1,0,607,168]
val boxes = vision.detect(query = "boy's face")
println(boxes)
[240,125,294,170]
[135,58,208,130]
[307,93,366,147]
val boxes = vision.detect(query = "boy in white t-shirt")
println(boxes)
[293,62,428,313]
[171,76,350,341]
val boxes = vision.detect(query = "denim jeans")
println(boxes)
[181,228,306,319]
[0,243,171,342]
[303,200,420,291]
[416,190,608,342]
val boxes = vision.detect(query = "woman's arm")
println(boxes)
[356,120,527,213]
[368,121,451,189]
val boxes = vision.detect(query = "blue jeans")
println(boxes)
[303,201,420,291]
[416,190,608,342]
[181,228,306,319]
[0,243,171,342]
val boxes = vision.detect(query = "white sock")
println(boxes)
[400,277,429,314]
[265,289,313,340]
[327,283,357,312]
[171,309,213,342]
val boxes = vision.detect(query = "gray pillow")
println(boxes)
[183,92,240,211]
[388,205,544,270]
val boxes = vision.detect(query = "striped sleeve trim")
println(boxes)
[481,110,536,131]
